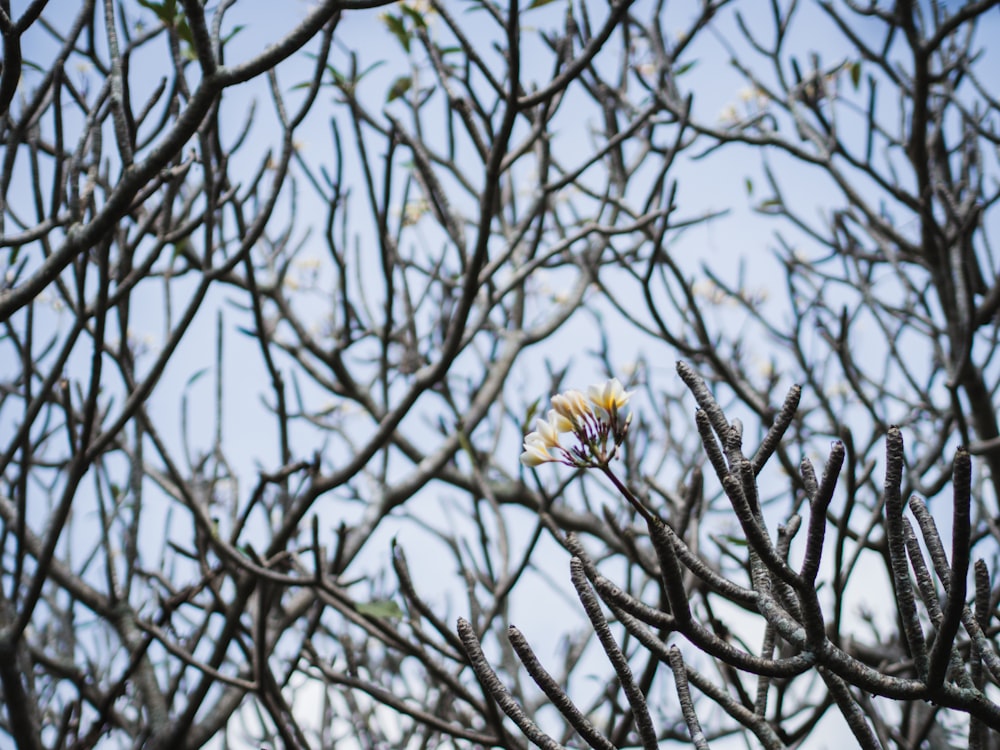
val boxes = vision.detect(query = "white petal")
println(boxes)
[546,409,574,434]
[520,443,552,466]
[552,390,591,422]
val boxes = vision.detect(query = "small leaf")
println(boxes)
[850,60,862,90]
[400,4,428,29]
[358,60,386,81]
[523,397,541,431]
[756,198,782,213]
[387,76,412,103]
[382,14,411,53]
[791,57,803,84]
[324,64,348,85]
[176,18,194,46]
[744,178,753,196]
[171,239,191,259]
[136,0,168,23]
[222,24,246,48]
[527,0,558,9]
[457,428,476,463]
[185,367,208,386]
[673,60,698,76]
[718,535,748,547]
[356,600,404,619]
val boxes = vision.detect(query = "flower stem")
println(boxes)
[599,465,656,524]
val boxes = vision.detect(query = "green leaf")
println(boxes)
[849,60,862,90]
[137,0,181,27]
[356,600,404,619]
[387,76,412,103]
[400,4,428,29]
[185,367,208,387]
[456,428,475,462]
[744,178,753,196]
[382,14,411,53]
[717,534,748,547]
[136,0,168,23]
[359,61,387,80]
[527,0,559,9]
[170,239,191,259]
[673,60,698,77]
[756,198,782,213]
[523,397,541,431]
[176,18,194,46]
[222,24,246,48]
[324,64,348,85]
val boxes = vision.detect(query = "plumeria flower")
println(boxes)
[521,378,633,468]
[543,408,575,438]
[588,377,631,412]
[520,436,556,467]
[550,389,592,428]
[520,410,574,466]
[588,378,633,427]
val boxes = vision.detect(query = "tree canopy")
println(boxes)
[2,1,1000,748]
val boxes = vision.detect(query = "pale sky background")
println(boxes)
[10,0,999,746]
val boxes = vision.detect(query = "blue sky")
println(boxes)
[7,0,999,745]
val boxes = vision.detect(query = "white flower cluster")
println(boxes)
[520,378,633,468]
